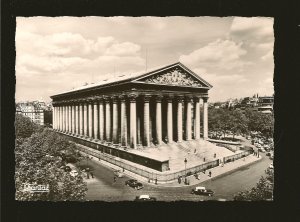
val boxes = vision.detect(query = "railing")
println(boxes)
[76,145,220,183]
[223,150,252,163]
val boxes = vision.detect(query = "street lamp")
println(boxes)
[184,158,187,177]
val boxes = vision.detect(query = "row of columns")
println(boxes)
[53,95,209,149]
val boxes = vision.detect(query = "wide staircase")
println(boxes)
[136,139,236,171]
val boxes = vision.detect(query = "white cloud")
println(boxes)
[230,17,274,41]
[105,42,141,56]
[180,39,248,71]
[261,50,273,60]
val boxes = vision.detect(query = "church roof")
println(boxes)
[54,62,212,96]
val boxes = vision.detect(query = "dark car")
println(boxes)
[266,152,271,156]
[134,195,157,201]
[125,179,144,190]
[191,186,214,196]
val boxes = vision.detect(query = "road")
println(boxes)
[83,152,272,201]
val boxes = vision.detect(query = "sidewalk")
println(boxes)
[79,150,262,188]
[156,154,262,187]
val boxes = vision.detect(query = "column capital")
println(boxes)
[143,95,152,102]
[103,96,111,102]
[128,93,138,102]
[119,95,127,102]
[193,97,200,102]
[185,96,193,103]
[166,95,174,103]
[202,97,209,103]
[176,96,184,103]
[112,96,119,103]
[155,95,163,102]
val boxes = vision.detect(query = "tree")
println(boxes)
[229,110,249,139]
[234,169,273,201]
[15,114,40,139]
[15,128,87,201]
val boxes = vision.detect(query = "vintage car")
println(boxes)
[134,195,157,201]
[114,170,124,178]
[125,179,144,190]
[191,186,214,196]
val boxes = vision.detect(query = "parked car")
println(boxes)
[134,195,157,201]
[70,170,78,177]
[269,156,274,160]
[125,179,144,190]
[60,165,72,172]
[258,148,266,153]
[191,186,214,196]
[114,170,124,178]
[269,163,274,170]
[266,152,271,156]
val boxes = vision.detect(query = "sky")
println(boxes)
[15,17,274,103]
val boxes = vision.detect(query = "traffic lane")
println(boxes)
[200,153,272,200]
[84,158,212,201]
[85,153,272,201]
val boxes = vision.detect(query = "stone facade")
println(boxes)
[51,62,212,149]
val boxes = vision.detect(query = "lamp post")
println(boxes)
[184,158,187,177]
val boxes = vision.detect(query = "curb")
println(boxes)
[200,156,263,184]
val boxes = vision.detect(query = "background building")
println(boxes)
[16,101,52,125]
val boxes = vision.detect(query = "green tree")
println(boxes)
[15,128,87,201]
[229,110,249,139]
[15,114,40,139]
[234,169,273,201]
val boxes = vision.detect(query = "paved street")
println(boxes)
[82,150,272,201]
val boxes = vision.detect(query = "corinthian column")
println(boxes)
[177,97,183,142]
[79,102,83,136]
[58,106,61,131]
[120,95,127,147]
[112,97,118,144]
[71,103,75,135]
[68,104,72,134]
[194,97,200,140]
[129,94,137,149]
[88,100,93,138]
[99,98,104,141]
[203,97,209,140]
[93,99,99,140]
[143,95,151,147]
[83,102,88,137]
[167,96,173,143]
[52,106,56,130]
[62,105,67,132]
[186,97,192,140]
[105,97,111,142]
[155,95,163,145]
[74,102,78,135]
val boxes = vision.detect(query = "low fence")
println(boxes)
[223,150,252,163]
[76,145,220,183]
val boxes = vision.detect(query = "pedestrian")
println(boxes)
[90,171,94,178]
[203,157,206,162]
[123,168,125,172]
[214,153,216,158]
[194,149,196,153]
[113,176,116,183]
[209,171,212,177]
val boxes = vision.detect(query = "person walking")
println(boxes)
[113,176,116,183]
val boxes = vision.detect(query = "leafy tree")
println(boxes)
[234,169,273,201]
[15,114,40,139]
[229,110,249,139]
[15,128,87,201]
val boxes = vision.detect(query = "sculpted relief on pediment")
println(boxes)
[140,68,205,87]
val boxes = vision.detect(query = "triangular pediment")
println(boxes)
[132,63,212,88]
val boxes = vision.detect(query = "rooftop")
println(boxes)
[53,62,212,97]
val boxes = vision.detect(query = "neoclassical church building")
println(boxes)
[51,62,215,172]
